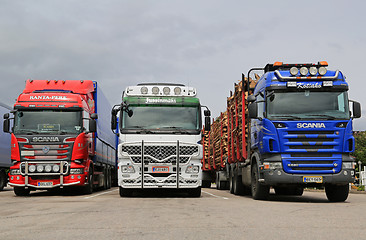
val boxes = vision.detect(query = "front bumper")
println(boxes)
[9,174,87,189]
[262,168,355,186]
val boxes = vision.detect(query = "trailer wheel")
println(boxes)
[107,167,112,189]
[119,186,133,197]
[0,170,7,191]
[251,163,269,200]
[229,169,234,194]
[325,184,349,202]
[187,187,201,198]
[14,187,30,196]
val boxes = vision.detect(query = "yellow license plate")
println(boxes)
[303,176,323,183]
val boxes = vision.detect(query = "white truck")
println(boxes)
[111,83,210,197]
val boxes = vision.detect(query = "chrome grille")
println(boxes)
[20,143,72,161]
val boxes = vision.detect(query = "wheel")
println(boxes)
[187,187,201,198]
[107,168,112,189]
[119,186,133,197]
[103,168,108,190]
[14,187,30,196]
[229,169,234,194]
[325,184,349,202]
[251,163,269,200]
[83,168,94,194]
[202,180,211,188]
[233,170,244,195]
[0,170,7,191]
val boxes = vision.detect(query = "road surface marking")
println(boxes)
[202,190,229,200]
[83,188,118,199]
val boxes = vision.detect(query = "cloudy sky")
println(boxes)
[0,0,365,130]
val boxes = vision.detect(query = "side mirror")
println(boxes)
[89,119,97,133]
[3,119,10,133]
[204,109,211,117]
[127,110,133,118]
[352,101,361,118]
[4,113,9,119]
[248,102,258,119]
[111,113,117,130]
[247,95,256,103]
[91,113,98,120]
[204,117,211,132]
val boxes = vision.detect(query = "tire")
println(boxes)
[14,187,30,196]
[103,168,108,190]
[107,168,112,189]
[325,184,349,202]
[202,180,211,188]
[187,187,201,198]
[83,168,94,194]
[233,170,244,195]
[229,169,234,194]
[251,163,269,200]
[0,170,7,191]
[119,186,133,197]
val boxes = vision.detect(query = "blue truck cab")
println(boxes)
[247,62,361,201]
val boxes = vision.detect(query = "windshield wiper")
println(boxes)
[305,114,336,120]
[160,126,190,134]
[272,115,301,120]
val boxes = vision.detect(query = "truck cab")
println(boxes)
[112,83,210,197]
[247,62,361,201]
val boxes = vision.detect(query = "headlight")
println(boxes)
[342,162,356,169]
[299,67,308,76]
[140,87,148,94]
[163,87,170,95]
[70,168,84,174]
[121,165,135,173]
[10,169,21,175]
[29,165,36,173]
[37,165,44,172]
[53,164,60,173]
[263,162,282,170]
[152,87,159,95]
[186,165,200,173]
[174,87,181,95]
[309,67,317,75]
[290,67,298,76]
[318,67,327,75]
[44,165,52,173]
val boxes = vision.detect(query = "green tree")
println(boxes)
[354,131,366,166]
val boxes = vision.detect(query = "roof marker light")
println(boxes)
[274,62,283,66]
[318,61,328,66]
[300,67,308,76]
[309,67,318,76]
[290,67,299,76]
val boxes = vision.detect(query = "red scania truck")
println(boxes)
[3,80,117,196]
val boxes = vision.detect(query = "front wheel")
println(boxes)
[251,163,269,200]
[325,184,349,202]
[119,186,133,197]
[0,170,7,191]
[83,169,94,195]
[14,187,30,196]
[187,187,201,198]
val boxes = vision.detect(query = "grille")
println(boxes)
[123,145,198,163]
[20,143,72,161]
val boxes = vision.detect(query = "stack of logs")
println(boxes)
[202,74,259,170]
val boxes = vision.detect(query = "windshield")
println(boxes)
[266,91,350,120]
[14,110,82,134]
[122,106,201,133]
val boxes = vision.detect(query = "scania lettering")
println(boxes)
[111,83,210,197]
[3,80,117,196]
[204,62,361,202]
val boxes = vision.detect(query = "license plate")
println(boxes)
[152,166,169,173]
[303,176,323,183]
[37,182,53,187]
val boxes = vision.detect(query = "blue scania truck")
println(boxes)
[211,61,361,202]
